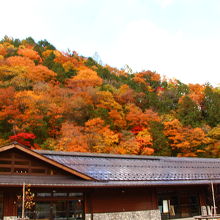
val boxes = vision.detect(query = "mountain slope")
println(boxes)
[0,36,219,157]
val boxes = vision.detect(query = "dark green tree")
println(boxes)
[177,96,202,127]
[149,121,171,156]
[43,53,76,83]
[202,86,220,127]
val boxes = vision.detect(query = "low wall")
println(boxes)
[3,217,17,220]
[86,209,161,220]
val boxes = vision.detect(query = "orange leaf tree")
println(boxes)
[163,119,209,157]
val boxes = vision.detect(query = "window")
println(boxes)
[53,192,68,197]
[18,192,85,220]
[69,192,83,197]
[37,192,52,197]
[14,168,29,173]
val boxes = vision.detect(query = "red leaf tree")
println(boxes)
[9,132,36,148]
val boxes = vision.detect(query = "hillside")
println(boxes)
[0,36,219,157]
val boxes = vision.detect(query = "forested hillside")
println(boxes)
[0,36,219,157]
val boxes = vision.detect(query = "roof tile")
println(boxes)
[36,151,220,182]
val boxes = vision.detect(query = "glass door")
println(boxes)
[18,191,85,220]
[68,200,84,220]
[35,202,51,220]
[54,201,67,220]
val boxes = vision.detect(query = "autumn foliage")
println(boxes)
[9,132,36,148]
[0,36,219,157]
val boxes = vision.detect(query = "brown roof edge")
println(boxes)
[0,142,96,181]
[0,180,215,188]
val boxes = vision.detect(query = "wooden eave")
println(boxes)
[0,143,95,181]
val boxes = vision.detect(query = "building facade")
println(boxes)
[0,143,219,220]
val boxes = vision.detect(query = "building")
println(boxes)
[0,142,219,220]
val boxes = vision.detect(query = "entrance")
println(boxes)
[17,191,84,220]
[158,191,200,219]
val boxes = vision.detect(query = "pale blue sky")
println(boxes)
[1,0,220,86]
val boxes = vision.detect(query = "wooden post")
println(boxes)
[22,182,25,219]
[211,181,216,216]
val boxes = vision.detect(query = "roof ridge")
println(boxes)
[36,150,160,160]
[35,149,220,161]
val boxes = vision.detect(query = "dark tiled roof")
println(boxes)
[36,150,220,183]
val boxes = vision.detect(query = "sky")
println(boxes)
[1,0,220,86]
